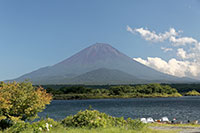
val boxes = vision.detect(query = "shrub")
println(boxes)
[32,118,62,132]
[126,118,146,130]
[2,118,63,133]
[61,109,146,129]
[62,109,113,128]
[0,119,13,130]
[3,121,32,133]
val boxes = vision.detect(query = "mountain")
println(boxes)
[13,43,197,84]
[66,68,146,85]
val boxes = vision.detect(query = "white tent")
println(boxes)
[140,118,147,123]
[161,117,169,122]
[147,117,154,123]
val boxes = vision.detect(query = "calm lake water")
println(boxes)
[39,96,200,122]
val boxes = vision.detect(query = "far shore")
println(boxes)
[52,93,183,100]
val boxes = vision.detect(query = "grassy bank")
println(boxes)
[2,127,179,133]
[43,127,179,133]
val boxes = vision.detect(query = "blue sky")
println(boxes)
[0,0,200,80]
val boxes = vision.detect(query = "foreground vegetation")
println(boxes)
[57,127,179,133]
[1,126,179,133]
[46,83,182,100]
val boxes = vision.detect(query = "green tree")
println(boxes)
[0,81,52,122]
[60,86,92,94]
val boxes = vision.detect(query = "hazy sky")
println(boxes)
[0,0,200,80]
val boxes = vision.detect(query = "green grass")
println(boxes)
[1,127,179,133]
[49,127,179,133]
[1,124,181,133]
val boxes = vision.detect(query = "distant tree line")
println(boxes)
[168,84,200,93]
[46,83,179,96]
[42,83,200,95]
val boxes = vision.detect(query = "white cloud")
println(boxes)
[133,57,200,78]
[161,47,173,52]
[128,26,200,78]
[127,26,198,46]
[169,36,198,46]
[186,42,200,62]
[127,25,178,42]
[177,48,187,59]
[133,57,147,65]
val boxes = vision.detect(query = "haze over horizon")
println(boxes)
[0,0,200,81]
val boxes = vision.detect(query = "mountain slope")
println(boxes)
[67,68,145,85]
[14,43,196,84]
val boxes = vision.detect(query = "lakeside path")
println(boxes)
[150,126,200,133]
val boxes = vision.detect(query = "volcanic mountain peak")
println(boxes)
[86,43,122,55]
[13,43,197,84]
[56,43,127,66]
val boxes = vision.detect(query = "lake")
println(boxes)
[39,96,200,122]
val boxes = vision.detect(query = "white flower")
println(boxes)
[46,123,50,131]
[39,127,42,131]
[46,123,49,127]
[50,124,52,127]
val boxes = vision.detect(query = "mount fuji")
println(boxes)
[13,43,196,85]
